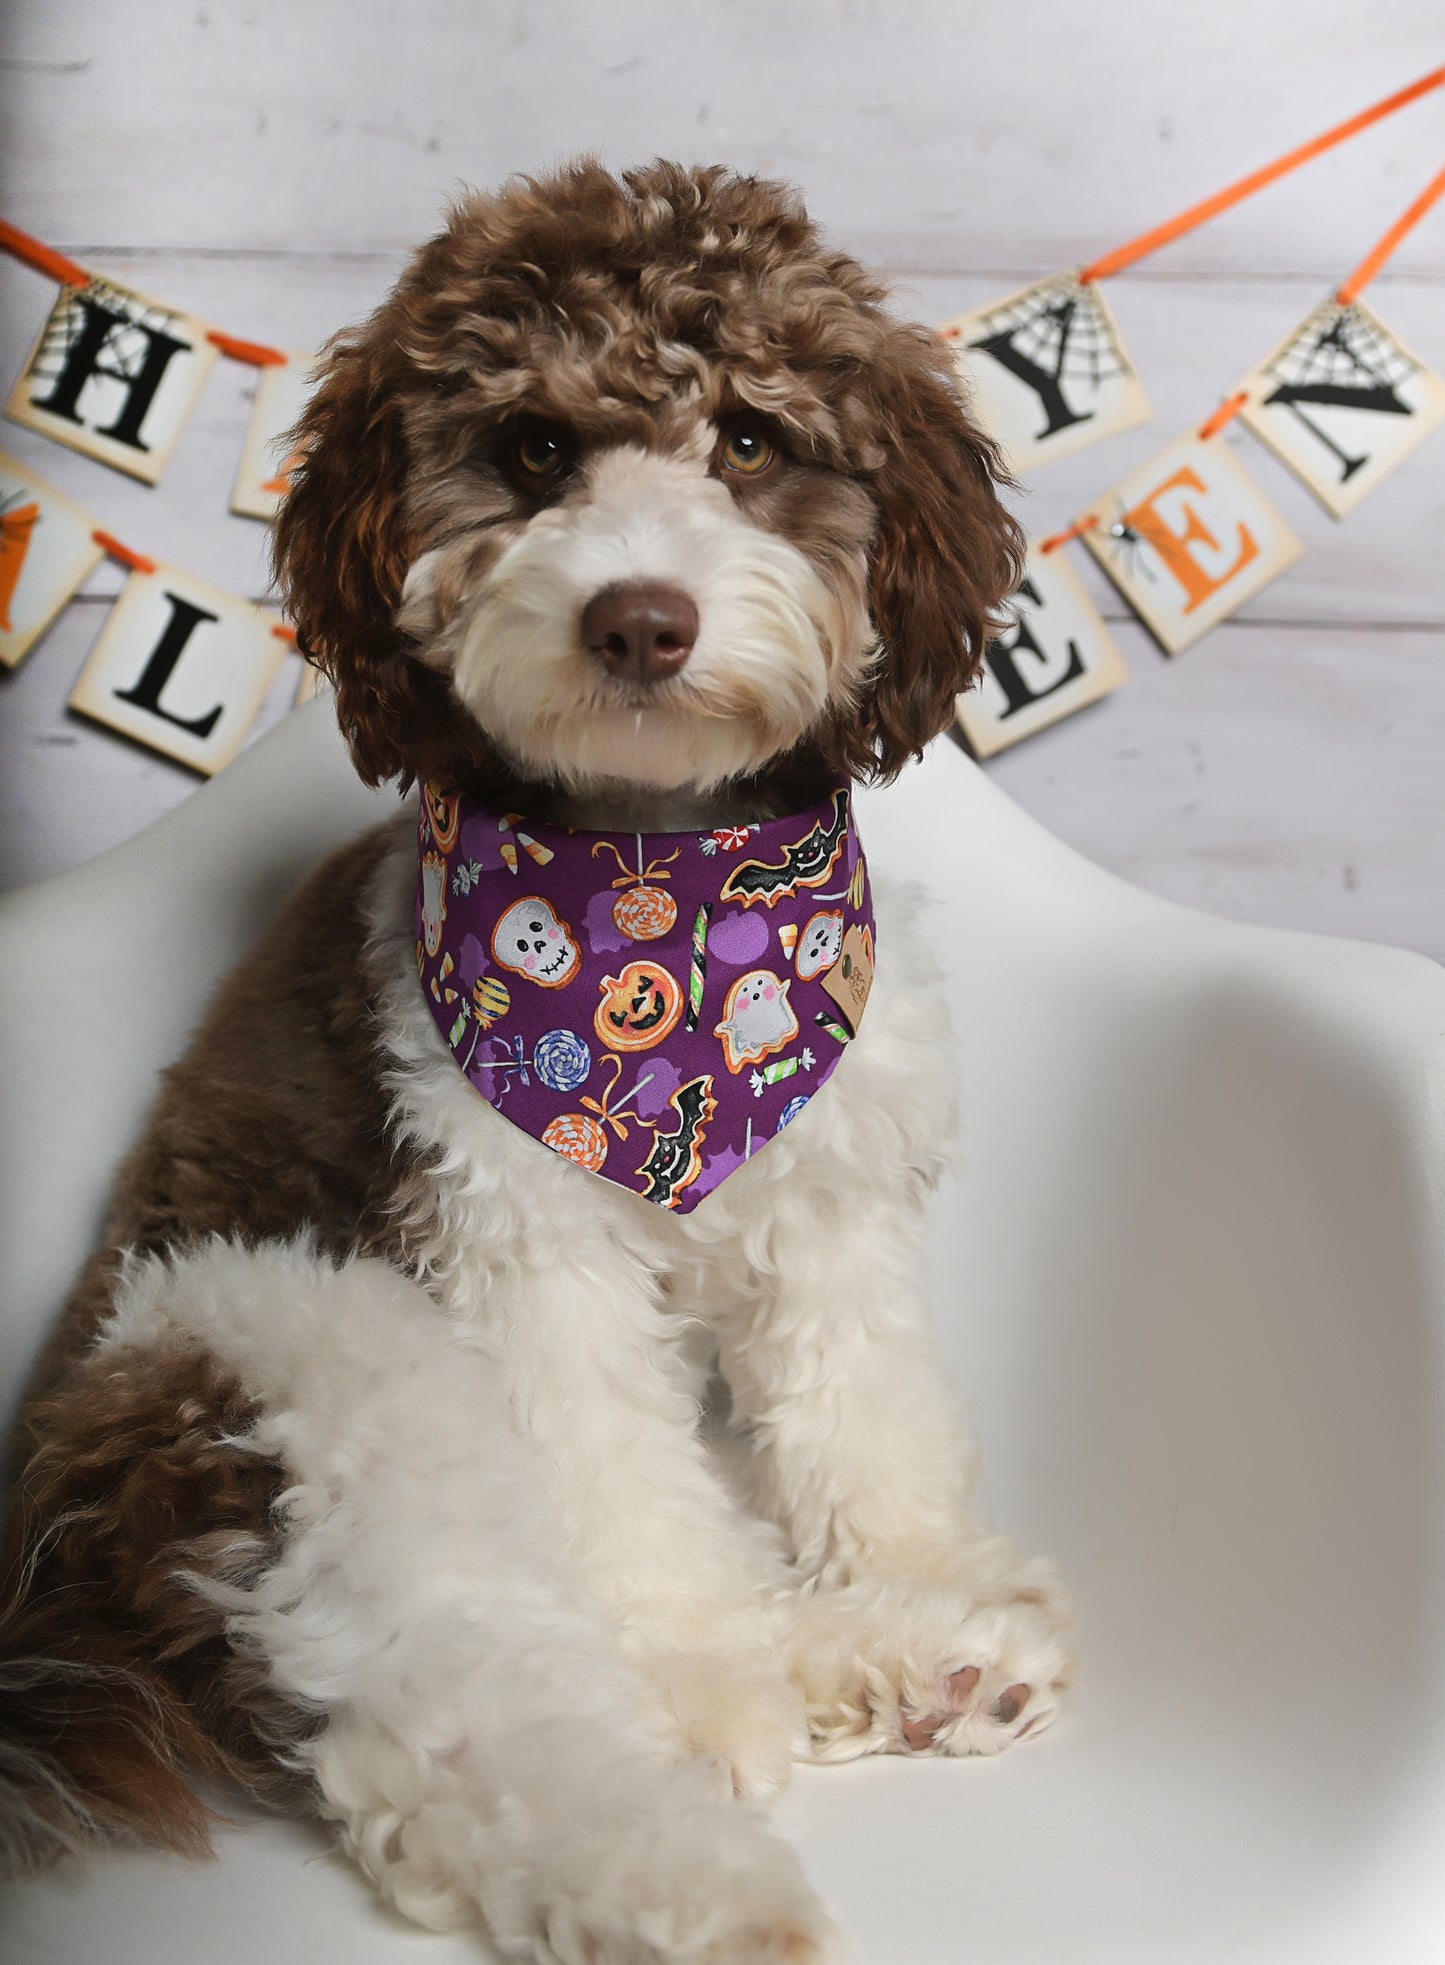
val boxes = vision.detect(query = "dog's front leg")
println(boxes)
[443,1173,807,1799]
[102,1241,834,1962]
[708,1146,1076,1765]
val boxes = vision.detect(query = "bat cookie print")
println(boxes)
[718,788,851,909]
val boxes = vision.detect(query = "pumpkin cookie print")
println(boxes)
[490,897,582,989]
[595,959,685,1051]
[422,781,461,852]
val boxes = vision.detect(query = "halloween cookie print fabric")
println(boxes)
[415,781,876,1212]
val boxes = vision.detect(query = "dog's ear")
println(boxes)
[858,328,1023,780]
[272,325,475,790]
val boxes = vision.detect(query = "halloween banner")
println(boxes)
[1233,163,1445,519]
[940,65,1445,476]
[0,446,293,772]
[1236,294,1445,519]
[960,148,1445,752]
[1079,418,1304,656]
[0,221,311,501]
[0,69,1442,782]
[938,274,1151,476]
[68,559,288,774]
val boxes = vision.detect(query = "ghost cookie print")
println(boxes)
[713,969,799,1074]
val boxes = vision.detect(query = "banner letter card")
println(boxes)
[0,449,103,668]
[4,274,217,485]
[69,565,285,774]
[1082,430,1303,654]
[939,273,1152,475]
[956,545,1128,757]
[1238,295,1445,518]
[230,352,315,520]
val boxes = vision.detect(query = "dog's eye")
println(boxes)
[719,427,774,477]
[511,426,571,479]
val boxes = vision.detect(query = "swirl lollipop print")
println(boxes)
[542,1056,659,1173]
[533,1028,591,1094]
[592,837,681,941]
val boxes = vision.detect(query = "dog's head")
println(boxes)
[274,159,1021,799]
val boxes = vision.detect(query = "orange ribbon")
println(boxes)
[91,530,157,574]
[0,218,88,289]
[1197,391,1251,442]
[1079,67,1445,283]
[1337,161,1445,305]
[205,328,289,367]
[1038,513,1101,555]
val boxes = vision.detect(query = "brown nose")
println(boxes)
[581,583,698,683]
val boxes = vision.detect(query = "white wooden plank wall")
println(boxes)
[1,0,1441,957]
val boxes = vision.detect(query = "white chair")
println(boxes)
[4,700,1444,1964]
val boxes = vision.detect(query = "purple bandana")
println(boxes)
[414,780,875,1212]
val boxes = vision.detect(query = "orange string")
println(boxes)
[1337,161,1445,304]
[1078,66,1445,283]
[206,328,288,367]
[0,218,89,289]
[1038,513,1100,554]
[91,529,157,575]
[1198,391,1251,441]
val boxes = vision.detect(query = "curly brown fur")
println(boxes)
[274,157,1021,795]
[1,825,412,1869]
[0,1341,308,1876]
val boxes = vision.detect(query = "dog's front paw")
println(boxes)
[539,1758,841,1964]
[641,1644,808,1799]
[789,1556,1075,1763]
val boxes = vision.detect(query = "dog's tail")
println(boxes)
[0,1338,303,1878]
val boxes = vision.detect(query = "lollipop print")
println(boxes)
[473,1030,592,1097]
[542,1055,658,1172]
[532,1028,592,1094]
[592,837,681,941]
[453,974,511,1071]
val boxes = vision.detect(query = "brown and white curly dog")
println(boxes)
[1,159,1074,1961]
